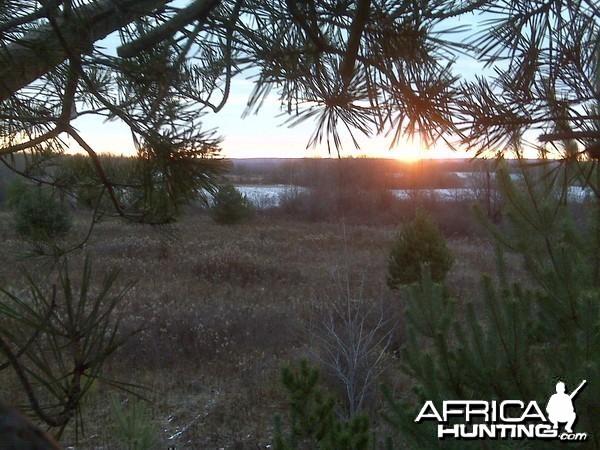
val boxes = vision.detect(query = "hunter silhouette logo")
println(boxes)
[546,380,586,434]
[415,379,589,441]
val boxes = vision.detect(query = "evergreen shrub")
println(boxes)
[274,360,371,450]
[210,183,254,225]
[109,396,158,450]
[386,210,453,289]
[7,181,72,240]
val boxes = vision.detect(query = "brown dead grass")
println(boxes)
[0,209,519,449]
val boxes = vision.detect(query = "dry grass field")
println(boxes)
[0,207,507,449]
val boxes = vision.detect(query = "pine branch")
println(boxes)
[0,288,70,428]
[66,127,125,218]
[538,131,600,142]
[0,1,63,34]
[340,0,371,87]
[0,0,171,100]
[0,289,57,372]
[116,0,221,58]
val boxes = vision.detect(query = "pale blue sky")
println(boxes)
[68,8,488,160]
[70,61,482,160]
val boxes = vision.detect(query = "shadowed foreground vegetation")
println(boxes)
[0,203,508,448]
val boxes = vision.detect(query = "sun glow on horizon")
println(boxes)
[67,128,476,160]
[354,134,473,162]
[66,86,479,161]
[67,111,484,161]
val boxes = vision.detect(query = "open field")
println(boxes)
[0,207,516,449]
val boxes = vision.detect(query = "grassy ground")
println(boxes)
[0,208,509,449]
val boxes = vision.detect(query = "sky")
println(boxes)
[70,75,471,160]
[67,7,485,161]
[196,78,474,160]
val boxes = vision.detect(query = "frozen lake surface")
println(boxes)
[236,185,309,208]
[236,184,596,209]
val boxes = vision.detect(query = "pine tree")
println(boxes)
[384,162,600,449]
[387,210,453,289]
[209,184,254,225]
[274,360,371,450]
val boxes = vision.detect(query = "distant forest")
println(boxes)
[225,157,500,189]
[1,154,559,207]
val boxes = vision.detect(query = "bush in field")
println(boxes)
[210,184,253,225]
[387,210,453,289]
[7,181,72,240]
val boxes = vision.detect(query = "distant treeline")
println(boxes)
[0,153,135,206]
[1,153,564,207]
[224,157,497,190]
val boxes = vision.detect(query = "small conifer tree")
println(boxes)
[209,184,254,225]
[7,181,72,240]
[109,396,158,450]
[274,360,371,450]
[386,210,453,289]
